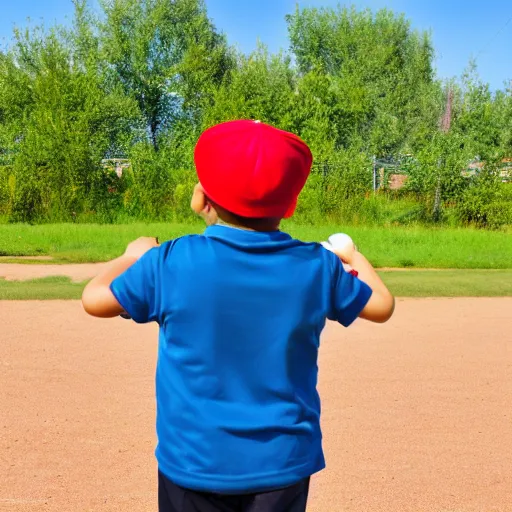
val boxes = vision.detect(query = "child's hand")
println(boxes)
[330,245,356,266]
[321,234,357,265]
[124,237,160,260]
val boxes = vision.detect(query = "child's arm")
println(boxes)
[82,237,159,318]
[329,244,395,324]
[348,251,395,323]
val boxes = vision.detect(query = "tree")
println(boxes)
[0,15,140,221]
[99,0,232,150]
[286,5,438,156]
[493,87,512,155]
[203,45,295,129]
[453,62,504,161]
[0,1,509,226]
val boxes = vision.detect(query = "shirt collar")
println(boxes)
[204,224,292,244]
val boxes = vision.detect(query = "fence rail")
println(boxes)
[312,156,512,190]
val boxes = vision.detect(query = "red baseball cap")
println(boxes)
[194,120,313,218]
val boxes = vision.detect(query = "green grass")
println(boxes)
[0,223,201,263]
[0,258,60,264]
[1,270,511,300]
[0,222,511,268]
[0,276,87,300]
[288,224,512,269]
[379,270,512,297]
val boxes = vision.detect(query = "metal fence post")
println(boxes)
[372,155,377,192]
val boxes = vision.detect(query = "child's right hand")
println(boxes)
[124,237,160,260]
[328,244,356,266]
[321,235,356,265]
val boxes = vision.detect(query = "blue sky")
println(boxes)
[1,0,511,90]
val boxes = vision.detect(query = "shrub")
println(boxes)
[0,166,13,216]
[457,180,512,229]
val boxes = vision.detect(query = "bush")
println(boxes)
[0,166,13,216]
[294,173,325,224]
[457,181,512,229]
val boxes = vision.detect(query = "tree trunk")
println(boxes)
[150,120,159,151]
[432,172,441,221]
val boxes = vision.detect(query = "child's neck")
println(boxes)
[216,218,280,233]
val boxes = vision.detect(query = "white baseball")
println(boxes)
[328,233,354,251]
[321,234,357,273]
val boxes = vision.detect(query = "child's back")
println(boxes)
[112,225,371,492]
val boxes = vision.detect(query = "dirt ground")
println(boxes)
[0,263,479,282]
[0,263,106,282]
[1,298,511,512]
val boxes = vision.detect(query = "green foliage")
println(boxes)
[203,45,295,130]
[0,2,509,227]
[0,166,14,215]
[407,131,471,221]
[99,0,232,148]
[286,5,438,155]
[453,63,504,160]
[125,133,197,221]
[457,175,512,229]
[0,18,142,223]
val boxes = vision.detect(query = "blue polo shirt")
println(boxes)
[110,225,372,493]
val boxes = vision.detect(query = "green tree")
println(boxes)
[286,5,437,156]
[0,0,509,227]
[0,16,140,222]
[453,63,504,161]
[203,45,295,129]
[493,87,512,155]
[99,0,232,150]
[407,129,470,222]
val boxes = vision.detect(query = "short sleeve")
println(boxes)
[110,247,161,324]
[327,255,373,327]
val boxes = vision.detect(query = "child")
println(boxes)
[82,120,395,512]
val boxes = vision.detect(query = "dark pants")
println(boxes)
[158,471,310,512]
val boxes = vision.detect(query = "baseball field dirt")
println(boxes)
[1,298,511,512]
[0,263,106,282]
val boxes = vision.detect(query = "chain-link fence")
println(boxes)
[311,156,414,191]
[313,155,512,192]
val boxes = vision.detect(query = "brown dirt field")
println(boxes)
[1,298,511,512]
[0,263,106,282]
[1,264,493,283]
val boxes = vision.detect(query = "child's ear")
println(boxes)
[191,183,207,214]
[191,183,218,225]
[204,202,218,226]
